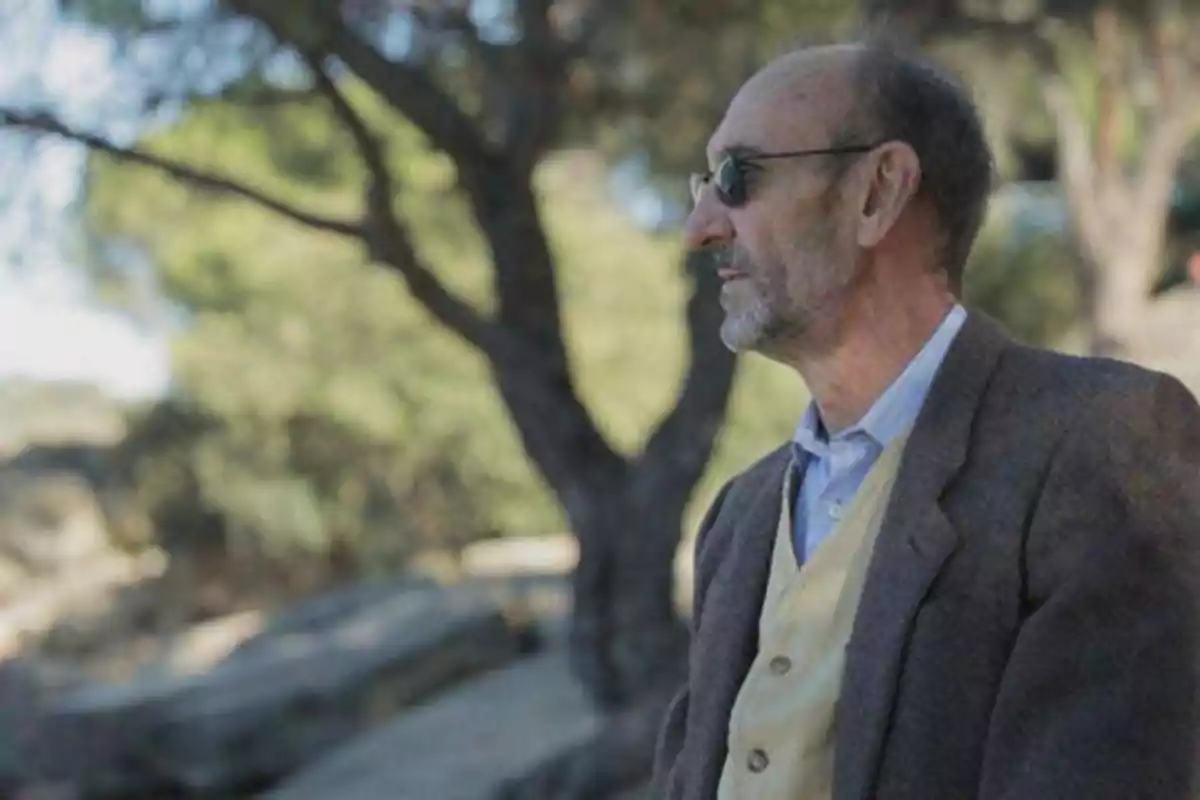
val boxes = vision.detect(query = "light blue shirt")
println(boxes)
[792,305,968,562]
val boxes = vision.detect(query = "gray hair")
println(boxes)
[838,40,995,294]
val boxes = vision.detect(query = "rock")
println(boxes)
[467,573,571,651]
[0,446,154,660]
[154,609,266,677]
[265,651,599,800]
[0,550,166,660]
[455,535,576,649]
[225,577,436,663]
[29,581,521,797]
[0,657,85,795]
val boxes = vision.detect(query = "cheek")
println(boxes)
[730,211,782,272]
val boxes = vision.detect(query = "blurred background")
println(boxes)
[0,0,1197,798]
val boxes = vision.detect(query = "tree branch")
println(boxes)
[558,0,629,58]
[325,20,494,163]
[515,0,557,48]
[1152,1,1181,106]
[476,0,573,167]
[409,4,506,74]
[298,50,496,352]
[362,195,501,351]
[1093,6,1123,184]
[300,53,390,185]
[0,109,362,238]
[1136,101,1200,224]
[1042,79,1107,252]
[229,0,496,166]
[1136,2,1200,214]
[868,3,1062,71]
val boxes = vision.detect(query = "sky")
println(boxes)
[0,1,171,400]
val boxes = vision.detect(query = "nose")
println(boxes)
[683,190,734,252]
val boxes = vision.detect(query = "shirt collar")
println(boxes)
[793,304,968,455]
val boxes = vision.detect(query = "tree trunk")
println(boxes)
[1044,8,1191,358]
[493,487,693,800]
[568,475,692,709]
[1086,241,1159,357]
[495,249,736,798]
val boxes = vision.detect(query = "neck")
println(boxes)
[786,273,956,433]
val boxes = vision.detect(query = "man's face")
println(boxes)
[714,187,850,355]
[685,54,862,356]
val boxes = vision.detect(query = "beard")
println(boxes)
[717,246,776,353]
[716,223,853,355]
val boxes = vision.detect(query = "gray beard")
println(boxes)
[717,247,851,356]
[720,286,775,352]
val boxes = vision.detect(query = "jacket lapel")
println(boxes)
[834,312,1012,800]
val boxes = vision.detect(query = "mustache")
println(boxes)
[695,243,752,274]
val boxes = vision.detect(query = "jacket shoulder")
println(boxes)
[990,342,1192,429]
[691,444,790,590]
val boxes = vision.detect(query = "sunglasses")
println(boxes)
[690,143,885,208]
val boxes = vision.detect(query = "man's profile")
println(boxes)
[653,36,1200,800]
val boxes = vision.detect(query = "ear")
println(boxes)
[853,141,921,249]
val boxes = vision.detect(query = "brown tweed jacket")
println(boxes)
[653,312,1200,800]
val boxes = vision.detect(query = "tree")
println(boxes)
[0,1,836,794]
[866,0,1200,357]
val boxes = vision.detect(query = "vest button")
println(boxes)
[768,655,792,675]
[747,748,770,773]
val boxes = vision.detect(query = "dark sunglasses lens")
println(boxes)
[715,157,746,206]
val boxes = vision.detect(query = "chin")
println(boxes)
[720,316,766,354]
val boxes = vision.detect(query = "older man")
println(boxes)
[654,38,1200,800]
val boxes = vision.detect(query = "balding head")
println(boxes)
[708,45,862,173]
[685,39,992,361]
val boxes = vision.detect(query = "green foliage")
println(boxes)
[964,186,1082,347]
[84,88,509,566]
[106,398,497,574]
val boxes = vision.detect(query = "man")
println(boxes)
[654,38,1200,800]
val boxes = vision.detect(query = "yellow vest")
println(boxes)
[717,430,911,799]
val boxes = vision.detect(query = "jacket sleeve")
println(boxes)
[978,374,1200,799]
[653,478,735,798]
